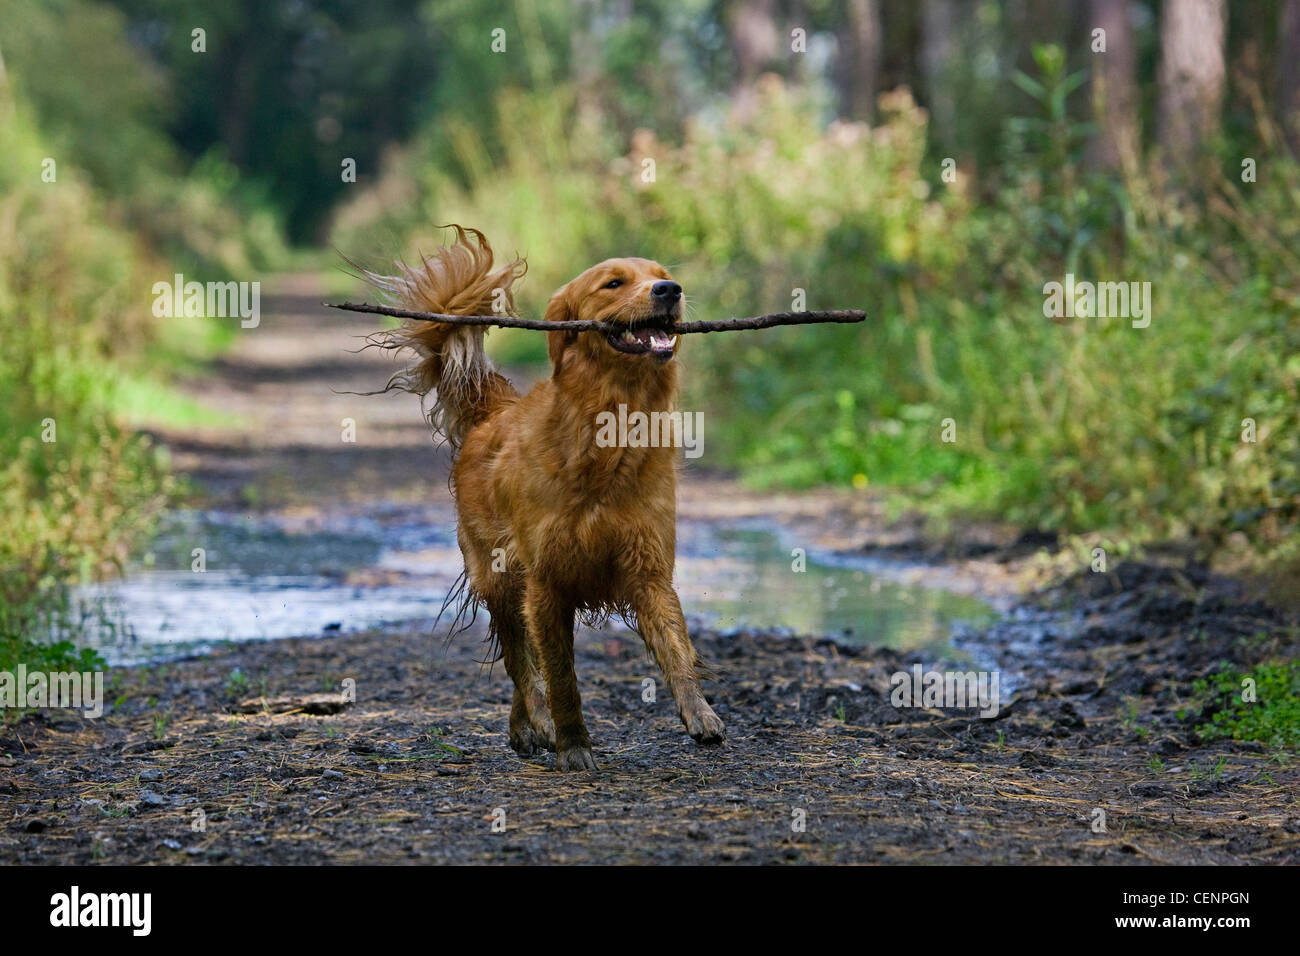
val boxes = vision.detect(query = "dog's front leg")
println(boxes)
[524,580,595,770]
[632,585,725,745]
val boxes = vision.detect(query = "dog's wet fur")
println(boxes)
[364,226,723,770]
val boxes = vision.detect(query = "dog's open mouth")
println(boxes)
[606,323,678,360]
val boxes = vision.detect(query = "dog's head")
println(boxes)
[544,257,682,375]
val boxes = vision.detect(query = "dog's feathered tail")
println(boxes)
[361,225,526,452]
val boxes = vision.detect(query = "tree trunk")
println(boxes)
[838,0,882,122]
[1088,0,1139,169]
[1156,0,1227,165]
[728,0,780,87]
[1280,0,1300,152]
[921,0,957,135]
[727,0,781,119]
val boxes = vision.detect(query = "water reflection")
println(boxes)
[77,510,995,663]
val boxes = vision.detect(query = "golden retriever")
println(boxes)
[365,225,723,770]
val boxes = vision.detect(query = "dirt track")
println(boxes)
[2,277,1297,864]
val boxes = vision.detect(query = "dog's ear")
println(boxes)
[545,284,578,374]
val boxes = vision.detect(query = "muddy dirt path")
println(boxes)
[3,276,1297,865]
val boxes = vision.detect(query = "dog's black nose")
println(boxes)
[651,281,682,303]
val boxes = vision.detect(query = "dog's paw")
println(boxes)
[524,688,557,751]
[555,746,598,772]
[510,722,544,757]
[531,714,557,752]
[682,707,726,746]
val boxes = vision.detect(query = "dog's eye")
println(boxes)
[603,279,624,289]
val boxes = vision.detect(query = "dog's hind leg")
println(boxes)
[523,580,594,771]
[490,590,555,756]
[631,584,726,746]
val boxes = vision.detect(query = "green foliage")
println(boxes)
[1,0,173,195]
[0,639,105,693]
[335,49,1300,568]
[1192,661,1300,750]
[0,93,172,672]
[3,0,290,275]
[0,2,303,675]
[3,0,1295,666]
[98,0,444,243]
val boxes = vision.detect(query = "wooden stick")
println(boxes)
[326,301,865,334]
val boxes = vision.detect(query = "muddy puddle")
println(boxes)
[75,507,996,665]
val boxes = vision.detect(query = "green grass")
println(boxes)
[109,376,230,431]
[1192,661,1300,751]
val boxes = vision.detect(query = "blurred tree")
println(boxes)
[835,0,881,121]
[1156,0,1226,165]
[876,0,921,105]
[589,0,729,140]
[0,41,10,119]
[3,0,175,193]
[1088,0,1139,169]
[726,0,782,115]
[113,0,441,242]
[1280,0,1300,152]
[921,0,958,135]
